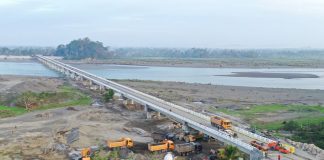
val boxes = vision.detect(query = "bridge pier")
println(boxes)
[76,75,83,81]
[181,122,190,132]
[99,85,105,91]
[144,104,161,119]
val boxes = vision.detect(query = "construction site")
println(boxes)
[1,56,323,160]
[0,75,229,160]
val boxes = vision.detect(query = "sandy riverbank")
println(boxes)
[216,72,320,79]
[62,58,324,68]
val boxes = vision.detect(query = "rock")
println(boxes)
[68,150,82,160]
[53,143,68,152]
[119,148,134,159]
[132,154,149,160]
[315,151,324,160]
[66,128,79,144]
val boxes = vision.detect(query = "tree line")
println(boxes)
[1,38,324,60]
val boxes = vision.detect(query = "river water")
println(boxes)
[1,61,324,90]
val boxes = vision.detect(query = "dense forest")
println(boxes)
[1,38,324,60]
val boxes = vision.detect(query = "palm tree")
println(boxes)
[218,145,240,160]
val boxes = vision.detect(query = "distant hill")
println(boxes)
[54,37,112,60]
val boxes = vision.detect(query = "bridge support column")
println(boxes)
[77,76,83,81]
[182,122,190,132]
[156,112,161,119]
[144,104,161,119]
[99,85,105,92]
[144,104,152,119]
[89,80,93,85]
[70,72,75,79]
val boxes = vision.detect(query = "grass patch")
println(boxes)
[0,105,27,118]
[209,104,324,130]
[1,85,92,118]
[39,96,91,110]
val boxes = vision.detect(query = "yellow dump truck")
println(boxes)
[148,140,174,152]
[210,116,232,129]
[107,137,133,149]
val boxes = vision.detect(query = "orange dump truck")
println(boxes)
[210,116,232,129]
[107,137,133,149]
[148,140,174,152]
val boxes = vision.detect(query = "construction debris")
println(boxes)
[287,139,323,156]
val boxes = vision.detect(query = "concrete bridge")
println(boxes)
[36,55,265,160]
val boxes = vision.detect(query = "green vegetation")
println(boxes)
[0,85,91,118]
[54,37,112,60]
[218,145,241,160]
[210,104,324,129]
[0,47,54,56]
[103,89,114,102]
[0,106,27,118]
[283,120,324,149]
[210,104,324,149]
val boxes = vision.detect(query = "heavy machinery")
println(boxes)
[250,140,269,151]
[152,132,176,142]
[210,116,232,129]
[107,137,133,149]
[268,142,290,154]
[174,142,202,156]
[148,140,174,152]
[179,131,204,142]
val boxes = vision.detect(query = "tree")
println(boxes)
[104,89,114,102]
[218,145,240,160]
[54,37,112,60]
[282,121,299,132]
[19,91,37,111]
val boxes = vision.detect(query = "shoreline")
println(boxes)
[0,56,324,68]
[216,72,320,79]
[62,58,324,69]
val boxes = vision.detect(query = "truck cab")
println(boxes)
[210,116,232,129]
[124,138,134,148]
[222,119,232,129]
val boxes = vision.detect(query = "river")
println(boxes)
[1,61,324,90]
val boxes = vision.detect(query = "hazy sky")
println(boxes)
[0,0,324,48]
